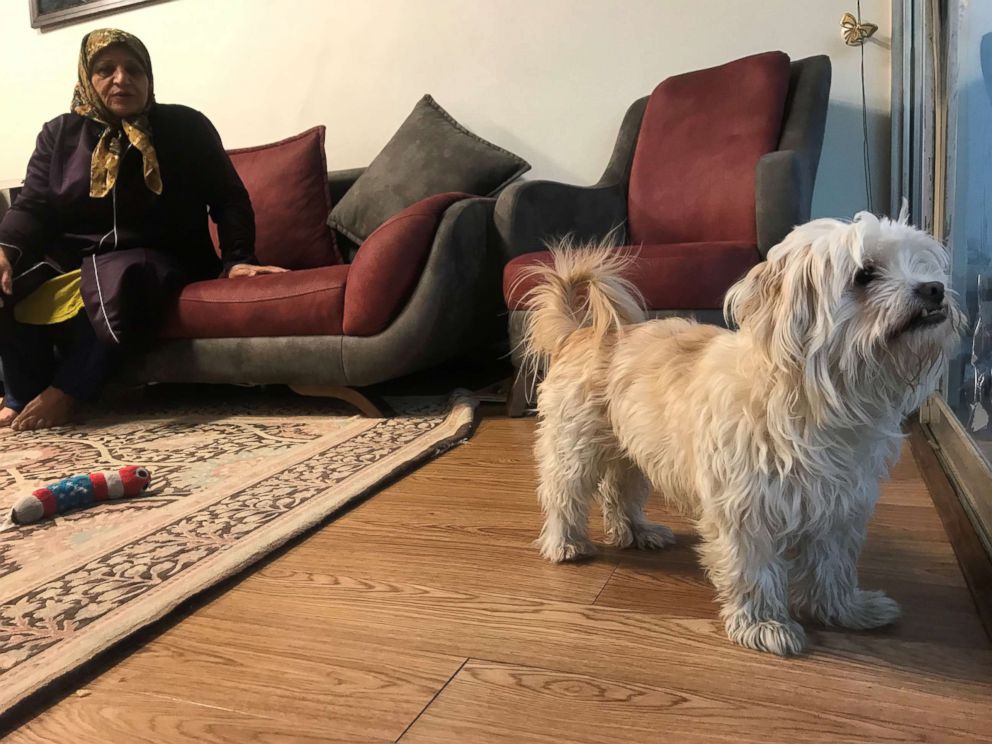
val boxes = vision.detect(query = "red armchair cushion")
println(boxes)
[161,265,349,338]
[343,192,470,336]
[628,51,791,245]
[503,242,761,312]
[210,126,341,269]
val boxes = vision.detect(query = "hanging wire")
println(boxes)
[858,0,874,212]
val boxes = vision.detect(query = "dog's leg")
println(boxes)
[790,509,900,630]
[698,524,807,656]
[600,459,675,550]
[533,407,603,562]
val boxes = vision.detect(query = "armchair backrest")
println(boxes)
[627,52,791,245]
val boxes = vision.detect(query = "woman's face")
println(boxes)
[89,45,149,119]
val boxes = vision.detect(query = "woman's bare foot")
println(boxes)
[11,387,77,431]
[0,405,18,428]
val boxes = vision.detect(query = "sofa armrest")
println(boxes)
[756,55,831,257]
[493,96,645,263]
[340,196,494,385]
[343,192,471,336]
[755,149,804,258]
[326,168,368,261]
[494,179,627,263]
[327,167,366,205]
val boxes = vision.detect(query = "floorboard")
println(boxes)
[6,415,992,743]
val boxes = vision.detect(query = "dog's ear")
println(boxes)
[727,243,851,421]
[853,211,881,259]
[726,245,824,363]
[770,245,824,364]
[724,260,780,330]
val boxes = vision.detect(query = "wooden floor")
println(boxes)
[5,409,992,743]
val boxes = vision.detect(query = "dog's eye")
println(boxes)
[854,266,877,287]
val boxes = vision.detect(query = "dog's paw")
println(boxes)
[603,517,634,548]
[833,590,901,630]
[727,618,807,657]
[631,522,676,550]
[604,519,675,550]
[537,538,598,563]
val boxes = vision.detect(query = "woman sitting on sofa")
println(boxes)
[0,28,285,431]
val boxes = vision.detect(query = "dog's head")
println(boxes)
[724,206,965,423]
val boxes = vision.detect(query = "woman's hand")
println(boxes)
[227,264,288,278]
[0,249,14,299]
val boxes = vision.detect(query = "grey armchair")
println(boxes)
[497,52,831,415]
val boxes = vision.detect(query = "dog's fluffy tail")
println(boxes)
[515,238,646,370]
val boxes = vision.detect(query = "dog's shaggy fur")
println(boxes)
[520,209,965,655]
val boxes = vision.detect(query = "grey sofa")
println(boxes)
[123,168,497,415]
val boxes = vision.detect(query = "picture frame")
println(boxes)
[29,0,164,30]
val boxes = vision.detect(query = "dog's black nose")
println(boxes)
[915,281,945,309]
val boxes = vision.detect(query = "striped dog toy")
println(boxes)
[10,465,152,525]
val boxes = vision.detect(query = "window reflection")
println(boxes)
[946,15,992,464]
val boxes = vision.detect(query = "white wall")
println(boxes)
[0,0,891,219]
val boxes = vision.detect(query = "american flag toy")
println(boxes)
[10,465,152,525]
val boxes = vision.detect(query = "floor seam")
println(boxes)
[591,557,623,606]
[394,657,469,742]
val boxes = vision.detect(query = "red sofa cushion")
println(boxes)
[628,52,791,245]
[503,243,761,312]
[343,192,469,336]
[210,126,341,269]
[161,265,349,338]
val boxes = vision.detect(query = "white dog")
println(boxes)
[520,209,964,655]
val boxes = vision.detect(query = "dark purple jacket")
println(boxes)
[0,104,256,288]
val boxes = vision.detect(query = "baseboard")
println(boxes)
[908,417,992,642]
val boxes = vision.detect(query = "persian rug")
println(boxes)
[0,390,476,715]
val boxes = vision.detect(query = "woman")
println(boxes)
[0,29,284,431]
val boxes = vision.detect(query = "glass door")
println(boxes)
[924,0,992,553]
[944,2,992,461]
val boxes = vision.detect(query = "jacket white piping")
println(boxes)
[92,144,129,345]
[96,142,128,252]
[91,253,120,344]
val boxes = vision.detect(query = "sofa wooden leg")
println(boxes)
[289,385,393,417]
[507,366,536,417]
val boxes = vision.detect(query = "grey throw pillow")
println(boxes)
[328,95,530,245]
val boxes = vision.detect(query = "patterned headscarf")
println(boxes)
[71,29,162,198]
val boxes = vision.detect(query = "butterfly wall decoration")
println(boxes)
[841,11,878,46]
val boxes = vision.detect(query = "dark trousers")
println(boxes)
[0,310,116,411]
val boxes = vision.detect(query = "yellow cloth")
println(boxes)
[14,270,84,325]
